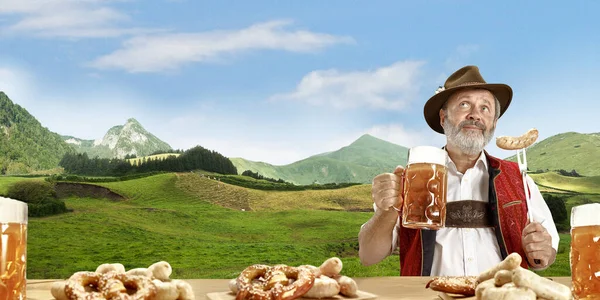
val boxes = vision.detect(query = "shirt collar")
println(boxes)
[444,146,489,172]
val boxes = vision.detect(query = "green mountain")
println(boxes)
[0,92,74,174]
[230,134,409,185]
[64,118,172,159]
[505,132,600,176]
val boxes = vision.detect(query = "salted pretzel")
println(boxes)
[63,271,158,300]
[64,271,105,300]
[99,271,157,300]
[496,128,539,150]
[235,264,315,300]
[425,276,478,296]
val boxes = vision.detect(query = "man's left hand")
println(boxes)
[521,221,555,268]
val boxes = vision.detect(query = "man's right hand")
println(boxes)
[371,165,405,211]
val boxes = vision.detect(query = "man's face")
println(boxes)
[439,88,498,156]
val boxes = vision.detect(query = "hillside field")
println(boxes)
[530,172,600,194]
[1,171,598,279]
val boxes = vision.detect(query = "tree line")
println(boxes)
[59,145,237,176]
[214,174,362,191]
[123,149,186,159]
[241,170,289,183]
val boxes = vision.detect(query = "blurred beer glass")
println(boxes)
[401,146,448,230]
[570,203,600,299]
[0,197,28,300]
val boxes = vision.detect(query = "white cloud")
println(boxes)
[87,20,354,73]
[269,60,426,111]
[0,0,153,38]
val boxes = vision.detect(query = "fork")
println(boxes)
[516,147,542,265]
[516,148,533,222]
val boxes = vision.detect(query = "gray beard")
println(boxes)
[443,119,495,156]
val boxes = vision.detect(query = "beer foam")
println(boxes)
[0,197,28,224]
[571,203,600,228]
[408,146,447,166]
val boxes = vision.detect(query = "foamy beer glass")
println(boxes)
[0,197,28,300]
[570,203,600,299]
[401,146,448,230]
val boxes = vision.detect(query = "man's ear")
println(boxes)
[439,109,446,128]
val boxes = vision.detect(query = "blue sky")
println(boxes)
[0,0,597,165]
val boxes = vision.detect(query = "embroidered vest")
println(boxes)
[396,152,530,276]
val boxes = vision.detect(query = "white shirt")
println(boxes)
[376,151,560,276]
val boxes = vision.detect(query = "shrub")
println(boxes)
[6,181,56,204]
[557,169,582,177]
[28,199,69,217]
[543,194,568,224]
[6,180,68,217]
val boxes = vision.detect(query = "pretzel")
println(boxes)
[236,264,272,300]
[64,271,105,300]
[99,271,157,300]
[235,264,315,300]
[495,128,539,150]
[425,276,477,296]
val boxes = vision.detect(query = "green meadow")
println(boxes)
[1,170,599,279]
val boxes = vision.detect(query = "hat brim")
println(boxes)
[424,83,513,134]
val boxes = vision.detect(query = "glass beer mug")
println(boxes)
[570,203,600,299]
[401,146,448,230]
[0,197,28,300]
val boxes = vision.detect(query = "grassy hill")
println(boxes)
[231,134,409,185]
[4,170,599,279]
[530,172,600,194]
[19,173,396,279]
[506,132,600,176]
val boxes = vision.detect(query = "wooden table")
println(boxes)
[25,277,572,300]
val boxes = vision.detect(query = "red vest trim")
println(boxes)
[397,152,530,275]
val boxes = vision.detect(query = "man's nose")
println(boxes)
[466,108,481,121]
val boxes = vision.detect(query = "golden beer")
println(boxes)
[0,198,28,300]
[571,225,600,299]
[401,146,448,230]
[571,204,600,299]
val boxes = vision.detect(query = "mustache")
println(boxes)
[459,120,486,131]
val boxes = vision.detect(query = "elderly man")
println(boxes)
[357,65,559,276]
